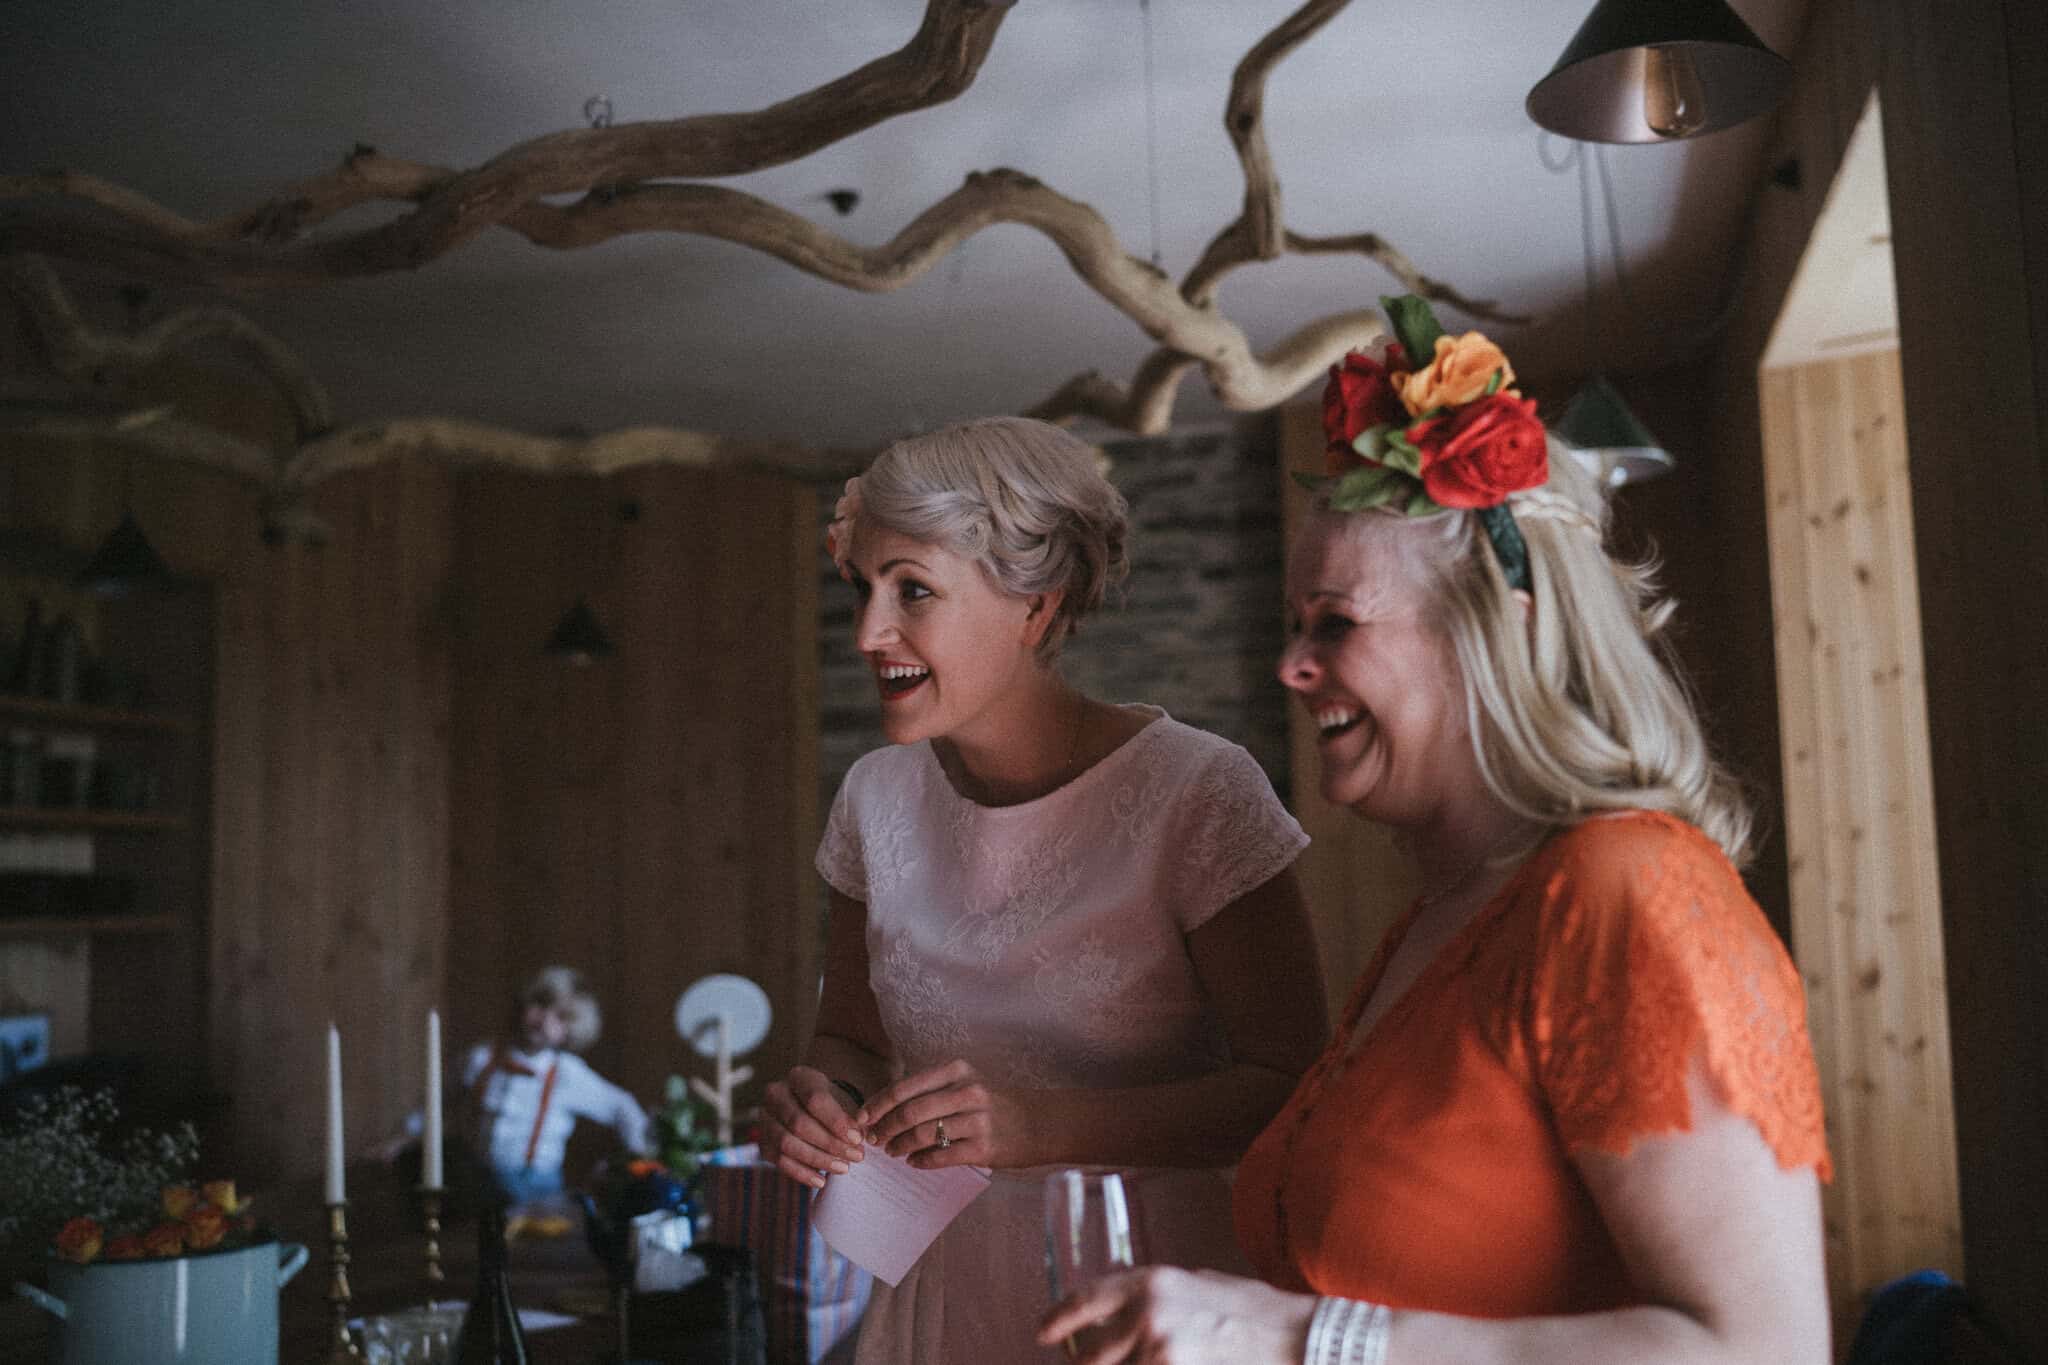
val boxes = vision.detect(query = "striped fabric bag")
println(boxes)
[700,1144,872,1365]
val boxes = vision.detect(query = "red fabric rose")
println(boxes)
[103,1234,147,1261]
[1320,345,1410,475]
[1412,392,1547,509]
[141,1222,187,1258]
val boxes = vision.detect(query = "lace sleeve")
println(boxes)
[1164,743,1309,934]
[814,774,868,901]
[1529,815,1832,1178]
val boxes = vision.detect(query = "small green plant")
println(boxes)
[0,1087,199,1261]
[652,1076,720,1183]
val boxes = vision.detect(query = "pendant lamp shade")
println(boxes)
[1554,374,1675,487]
[76,511,174,596]
[1527,0,1790,143]
[543,597,615,664]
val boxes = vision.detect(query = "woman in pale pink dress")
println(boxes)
[761,416,1328,1364]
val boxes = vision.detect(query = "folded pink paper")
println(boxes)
[809,1143,991,1285]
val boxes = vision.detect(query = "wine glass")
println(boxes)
[1044,1170,1143,1359]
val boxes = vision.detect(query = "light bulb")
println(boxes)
[1643,45,1709,139]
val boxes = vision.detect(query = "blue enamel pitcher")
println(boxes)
[15,1236,310,1365]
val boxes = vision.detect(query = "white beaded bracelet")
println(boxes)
[1303,1297,1390,1365]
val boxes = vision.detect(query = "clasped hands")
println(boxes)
[762,1058,1017,1188]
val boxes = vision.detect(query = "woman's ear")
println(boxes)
[1022,590,1067,648]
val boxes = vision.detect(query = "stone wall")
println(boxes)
[814,415,1292,826]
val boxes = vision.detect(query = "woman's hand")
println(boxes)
[1036,1266,1315,1365]
[761,1065,866,1189]
[858,1058,1025,1169]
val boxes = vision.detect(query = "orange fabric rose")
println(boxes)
[103,1234,147,1261]
[142,1222,187,1258]
[160,1184,199,1220]
[1397,332,1516,417]
[200,1180,248,1215]
[54,1217,103,1264]
[182,1204,227,1250]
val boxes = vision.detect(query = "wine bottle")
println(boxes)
[453,1203,530,1365]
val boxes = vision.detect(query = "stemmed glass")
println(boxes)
[1044,1170,1143,1360]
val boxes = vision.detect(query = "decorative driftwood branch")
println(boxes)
[0,255,849,542]
[0,0,1524,445]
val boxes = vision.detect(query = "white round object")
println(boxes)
[674,974,773,1058]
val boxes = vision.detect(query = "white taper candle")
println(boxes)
[325,1023,346,1204]
[423,1008,444,1190]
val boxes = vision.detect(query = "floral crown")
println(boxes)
[1302,294,1548,591]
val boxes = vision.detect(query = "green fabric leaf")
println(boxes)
[1378,428,1424,478]
[1328,464,1411,512]
[1350,422,1398,464]
[1402,486,1441,517]
[1485,368,1504,396]
[1478,504,1532,591]
[1381,294,1445,370]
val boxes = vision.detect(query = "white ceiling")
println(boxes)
[1,0,1810,452]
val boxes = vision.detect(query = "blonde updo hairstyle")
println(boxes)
[858,416,1130,661]
[1311,435,1753,865]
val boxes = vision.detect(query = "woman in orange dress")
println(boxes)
[1040,296,1833,1365]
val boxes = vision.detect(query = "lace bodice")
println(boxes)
[1233,810,1830,1318]
[815,707,1308,1089]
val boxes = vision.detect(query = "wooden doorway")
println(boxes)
[1758,92,1963,1341]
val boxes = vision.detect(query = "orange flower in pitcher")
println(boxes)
[160,1184,199,1220]
[141,1222,187,1258]
[182,1204,228,1250]
[54,1217,103,1264]
[200,1179,249,1215]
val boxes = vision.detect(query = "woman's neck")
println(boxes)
[939,674,1091,806]
[1402,798,1540,905]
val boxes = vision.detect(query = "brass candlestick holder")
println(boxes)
[322,1201,362,1362]
[418,1186,445,1292]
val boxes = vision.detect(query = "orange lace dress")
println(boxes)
[1233,810,1831,1317]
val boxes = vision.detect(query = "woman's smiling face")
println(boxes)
[845,523,1046,747]
[1278,516,1473,828]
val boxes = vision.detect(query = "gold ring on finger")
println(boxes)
[935,1118,952,1149]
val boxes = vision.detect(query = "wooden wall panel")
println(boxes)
[1761,354,1962,1337]
[447,465,819,1143]
[1875,2,2048,1338]
[2,424,453,1185]
[1685,0,2048,1344]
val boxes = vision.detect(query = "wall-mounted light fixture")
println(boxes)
[543,596,616,666]
[1527,0,1790,143]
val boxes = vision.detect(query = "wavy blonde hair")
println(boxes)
[1309,437,1753,865]
[859,416,1130,661]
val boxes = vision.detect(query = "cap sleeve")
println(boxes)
[1164,741,1308,934]
[1529,814,1832,1178]
[814,773,868,901]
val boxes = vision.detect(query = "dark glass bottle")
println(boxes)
[453,1203,530,1365]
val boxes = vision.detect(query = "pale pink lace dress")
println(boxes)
[815,707,1309,1365]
